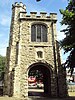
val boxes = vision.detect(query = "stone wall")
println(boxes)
[4,2,67,99]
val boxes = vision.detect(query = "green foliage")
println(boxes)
[0,55,6,80]
[60,0,75,74]
[60,9,74,25]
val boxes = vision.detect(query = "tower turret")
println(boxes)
[4,2,26,97]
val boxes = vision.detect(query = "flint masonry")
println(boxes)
[4,2,67,99]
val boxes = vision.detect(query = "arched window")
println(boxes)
[37,51,43,58]
[31,24,47,42]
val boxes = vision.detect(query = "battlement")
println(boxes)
[12,2,57,21]
[12,2,26,10]
[20,12,57,21]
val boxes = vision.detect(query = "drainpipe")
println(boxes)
[51,21,59,97]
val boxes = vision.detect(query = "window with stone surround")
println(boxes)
[37,51,43,58]
[31,24,47,42]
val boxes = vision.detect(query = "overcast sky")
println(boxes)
[0,0,68,63]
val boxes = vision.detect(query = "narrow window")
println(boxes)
[42,25,47,42]
[31,25,36,41]
[37,25,41,42]
[37,51,43,58]
[31,24,47,42]
[15,42,19,64]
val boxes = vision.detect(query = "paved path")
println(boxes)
[0,89,75,100]
[0,96,75,100]
[29,96,75,100]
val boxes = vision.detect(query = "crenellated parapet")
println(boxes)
[19,12,57,21]
[12,2,57,21]
[40,12,47,18]
[20,11,57,21]
[12,2,26,11]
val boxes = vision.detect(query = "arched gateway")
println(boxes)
[28,62,52,96]
[4,2,68,99]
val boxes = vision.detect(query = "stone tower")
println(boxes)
[4,2,67,99]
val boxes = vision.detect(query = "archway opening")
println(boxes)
[28,63,51,97]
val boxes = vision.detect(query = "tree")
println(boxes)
[60,0,75,74]
[0,55,6,80]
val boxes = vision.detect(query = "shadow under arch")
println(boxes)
[27,62,53,97]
